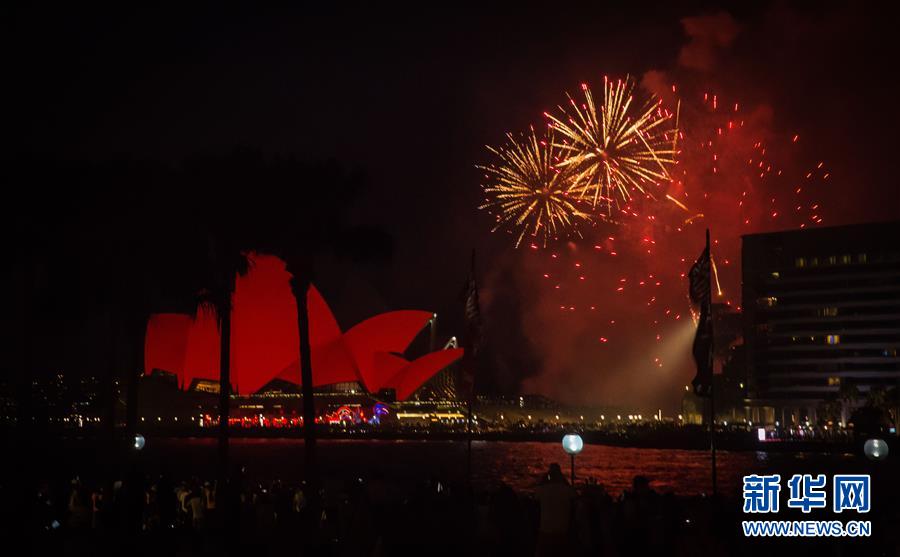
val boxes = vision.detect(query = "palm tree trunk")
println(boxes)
[104,309,119,501]
[121,314,146,534]
[217,294,232,488]
[285,256,321,549]
[12,261,35,535]
[125,315,145,437]
[105,310,118,440]
[288,263,322,541]
[292,274,318,485]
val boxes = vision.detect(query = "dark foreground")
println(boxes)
[12,472,900,557]
[5,438,899,556]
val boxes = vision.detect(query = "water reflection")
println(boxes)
[473,442,755,496]
[117,438,873,499]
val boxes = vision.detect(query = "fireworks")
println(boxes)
[546,76,679,213]
[502,84,830,383]
[479,76,681,248]
[474,70,834,405]
[478,126,590,247]
[476,77,830,378]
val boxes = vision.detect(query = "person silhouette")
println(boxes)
[535,463,577,556]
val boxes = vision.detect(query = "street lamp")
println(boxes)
[562,433,584,485]
[864,438,888,461]
[133,433,145,451]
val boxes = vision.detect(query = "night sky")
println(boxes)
[5,3,899,413]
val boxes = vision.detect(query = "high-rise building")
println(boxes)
[742,221,900,426]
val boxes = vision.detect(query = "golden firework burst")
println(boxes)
[546,76,679,213]
[478,126,590,247]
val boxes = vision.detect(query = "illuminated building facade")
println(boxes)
[144,254,463,402]
[743,221,900,425]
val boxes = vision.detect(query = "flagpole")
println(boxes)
[467,390,473,487]
[707,229,718,498]
[466,250,476,489]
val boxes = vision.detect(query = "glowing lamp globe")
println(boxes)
[133,433,146,451]
[562,433,584,455]
[864,438,888,461]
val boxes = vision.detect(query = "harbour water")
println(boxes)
[100,437,876,497]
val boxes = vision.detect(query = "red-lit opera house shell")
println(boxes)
[144,254,463,400]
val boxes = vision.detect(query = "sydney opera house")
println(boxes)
[142,254,464,421]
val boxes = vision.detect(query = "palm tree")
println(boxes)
[97,161,176,447]
[234,154,391,528]
[206,237,251,491]
[286,259,318,483]
[181,151,390,546]
[5,165,46,535]
[181,154,257,520]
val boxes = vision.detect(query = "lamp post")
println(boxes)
[562,433,583,485]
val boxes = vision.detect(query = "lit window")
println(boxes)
[828,255,837,265]
[827,334,840,345]
[757,296,778,308]
[841,254,851,264]
[795,257,806,268]
[810,257,819,267]
[828,377,841,386]
[820,307,838,317]
[858,253,867,263]
[770,271,780,279]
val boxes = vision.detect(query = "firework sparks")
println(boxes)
[710,254,724,297]
[478,126,590,247]
[665,193,690,212]
[546,76,679,213]
[476,77,831,382]
[518,87,829,356]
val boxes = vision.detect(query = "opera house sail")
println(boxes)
[144,254,463,401]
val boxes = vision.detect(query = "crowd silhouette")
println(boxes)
[14,464,775,556]
[14,455,900,556]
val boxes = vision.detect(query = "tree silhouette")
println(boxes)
[2,151,390,545]
[208,150,392,543]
